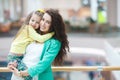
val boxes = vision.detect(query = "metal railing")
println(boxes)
[0,66,120,72]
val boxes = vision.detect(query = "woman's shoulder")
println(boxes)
[46,38,61,44]
[45,38,61,49]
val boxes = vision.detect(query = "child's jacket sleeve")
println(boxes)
[28,25,54,43]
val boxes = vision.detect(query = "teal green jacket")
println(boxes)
[28,38,61,80]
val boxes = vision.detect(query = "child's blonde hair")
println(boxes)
[14,9,45,39]
[24,9,45,25]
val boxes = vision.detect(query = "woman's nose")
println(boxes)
[41,22,45,26]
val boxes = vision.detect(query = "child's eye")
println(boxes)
[32,20,34,22]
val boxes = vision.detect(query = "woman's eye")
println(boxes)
[42,18,44,21]
[47,21,50,24]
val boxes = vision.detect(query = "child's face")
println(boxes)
[29,13,41,29]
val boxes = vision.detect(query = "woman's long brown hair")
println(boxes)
[45,9,69,66]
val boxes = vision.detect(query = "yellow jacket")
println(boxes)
[10,25,53,54]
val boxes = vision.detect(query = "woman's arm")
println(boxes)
[28,25,54,43]
[10,39,61,77]
[27,39,61,77]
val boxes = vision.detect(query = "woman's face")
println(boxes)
[40,13,51,33]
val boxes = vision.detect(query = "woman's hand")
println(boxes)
[7,61,29,77]
[9,66,22,77]
[9,66,29,77]
[7,61,17,72]
[7,61,17,68]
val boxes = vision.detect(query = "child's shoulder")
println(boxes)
[22,25,32,29]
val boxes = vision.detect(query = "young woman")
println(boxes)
[8,9,69,80]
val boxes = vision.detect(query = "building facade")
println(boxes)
[0,0,120,27]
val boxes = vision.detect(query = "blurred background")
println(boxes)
[0,0,120,80]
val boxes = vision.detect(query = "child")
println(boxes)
[7,9,54,80]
